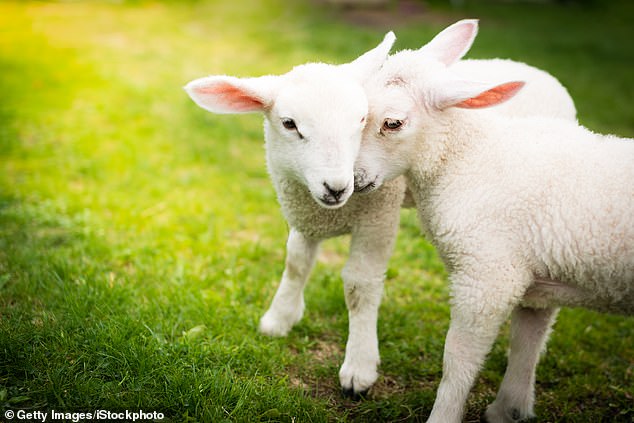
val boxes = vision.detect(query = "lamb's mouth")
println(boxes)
[317,196,346,209]
[354,179,377,194]
[353,168,379,193]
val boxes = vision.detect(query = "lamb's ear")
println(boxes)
[433,80,525,110]
[418,19,478,66]
[343,31,396,82]
[184,75,280,114]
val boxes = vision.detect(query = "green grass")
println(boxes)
[1,0,632,421]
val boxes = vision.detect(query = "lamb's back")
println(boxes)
[427,116,634,308]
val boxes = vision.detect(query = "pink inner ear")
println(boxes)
[441,23,477,65]
[196,82,264,112]
[456,81,525,109]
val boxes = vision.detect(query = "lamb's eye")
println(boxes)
[282,118,297,130]
[383,118,403,131]
[281,117,304,139]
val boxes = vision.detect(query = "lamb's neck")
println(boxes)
[267,167,306,205]
[406,109,497,235]
[408,109,494,186]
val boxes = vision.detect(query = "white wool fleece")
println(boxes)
[354,20,632,423]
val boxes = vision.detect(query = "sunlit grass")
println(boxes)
[1,1,632,421]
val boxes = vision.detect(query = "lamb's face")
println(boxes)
[266,65,368,209]
[354,18,483,193]
[354,54,526,194]
[184,31,396,208]
[354,87,419,193]
[354,54,435,193]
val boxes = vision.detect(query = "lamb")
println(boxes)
[185,33,406,398]
[353,20,633,423]
[183,22,578,398]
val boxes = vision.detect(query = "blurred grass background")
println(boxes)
[0,0,632,421]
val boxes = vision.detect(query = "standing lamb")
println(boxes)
[185,33,405,397]
[184,21,577,398]
[353,20,633,423]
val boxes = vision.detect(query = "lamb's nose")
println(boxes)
[323,182,347,201]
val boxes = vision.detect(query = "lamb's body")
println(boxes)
[408,112,634,316]
[353,21,631,421]
[402,110,634,423]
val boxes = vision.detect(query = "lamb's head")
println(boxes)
[354,19,524,193]
[185,32,395,209]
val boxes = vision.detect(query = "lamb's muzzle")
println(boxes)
[353,169,377,193]
[320,181,351,207]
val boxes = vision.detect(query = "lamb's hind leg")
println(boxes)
[259,228,319,336]
[485,306,558,423]
[339,215,399,398]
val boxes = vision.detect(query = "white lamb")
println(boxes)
[353,20,633,423]
[183,22,577,398]
[185,34,405,398]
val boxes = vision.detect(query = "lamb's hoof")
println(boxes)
[259,305,304,337]
[485,403,535,423]
[342,386,369,401]
[258,312,293,337]
[339,359,378,401]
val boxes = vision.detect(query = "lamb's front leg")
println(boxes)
[339,222,398,398]
[485,306,559,423]
[427,271,528,423]
[259,228,319,337]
